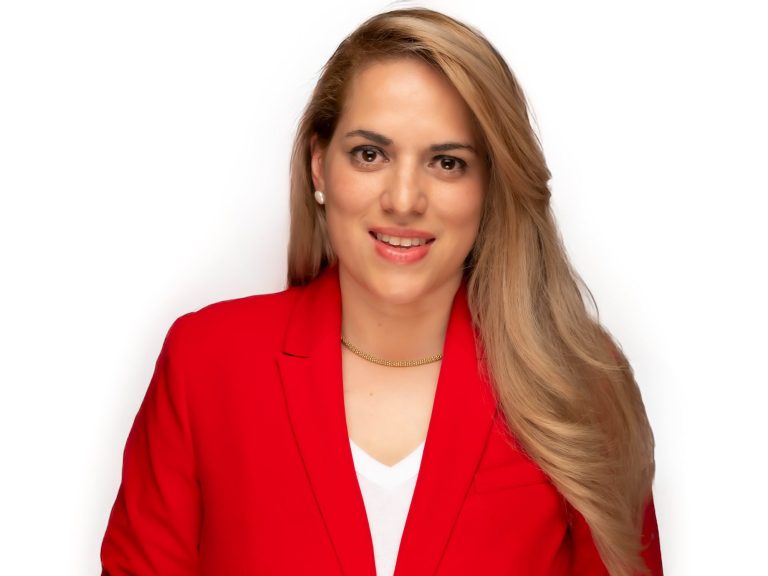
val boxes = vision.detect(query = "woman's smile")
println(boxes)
[369,230,436,264]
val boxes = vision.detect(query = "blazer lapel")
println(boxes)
[276,263,376,576]
[277,264,498,576]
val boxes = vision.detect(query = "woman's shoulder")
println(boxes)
[191,284,302,324]
[162,284,306,358]
[160,267,338,361]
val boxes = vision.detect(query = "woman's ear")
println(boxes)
[309,134,326,193]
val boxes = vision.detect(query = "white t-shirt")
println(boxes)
[349,438,425,576]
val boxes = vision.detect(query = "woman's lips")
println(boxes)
[369,232,434,264]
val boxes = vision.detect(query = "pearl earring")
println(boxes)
[314,190,325,205]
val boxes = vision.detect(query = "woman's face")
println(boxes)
[311,57,487,306]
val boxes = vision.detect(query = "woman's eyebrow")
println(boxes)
[345,129,392,146]
[345,129,476,154]
[430,142,476,154]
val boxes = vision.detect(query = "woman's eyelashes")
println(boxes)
[348,145,468,175]
[429,155,467,174]
[350,145,386,167]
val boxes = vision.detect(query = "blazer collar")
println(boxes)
[277,263,498,576]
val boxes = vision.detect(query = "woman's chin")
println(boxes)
[363,274,425,306]
[341,266,426,308]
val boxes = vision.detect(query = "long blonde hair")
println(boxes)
[286,8,655,575]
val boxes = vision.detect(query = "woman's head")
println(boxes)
[287,8,551,292]
[308,56,486,307]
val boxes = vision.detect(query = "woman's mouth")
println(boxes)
[370,231,435,248]
[369,231,435,264]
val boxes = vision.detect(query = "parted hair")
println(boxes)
[286,8,655,575]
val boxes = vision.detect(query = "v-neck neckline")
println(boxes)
[349,438,426,489]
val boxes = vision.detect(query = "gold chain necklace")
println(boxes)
[340,335,443,367]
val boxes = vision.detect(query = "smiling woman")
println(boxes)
[101,8,662,576]
[310,57,486,314]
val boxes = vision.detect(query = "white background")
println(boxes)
[1,1,766,574]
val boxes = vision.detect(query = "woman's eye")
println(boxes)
[351,146,384,165]
[435,156,467,173]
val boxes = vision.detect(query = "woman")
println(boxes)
[101,8,662,576]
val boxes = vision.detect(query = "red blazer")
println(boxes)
[102,263,662,575]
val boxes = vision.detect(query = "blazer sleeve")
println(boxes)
[101,315,201,575]
[570,495,663,576]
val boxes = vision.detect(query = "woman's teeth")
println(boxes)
[374,232,430,247]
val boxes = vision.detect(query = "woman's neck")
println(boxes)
[338,268,462,362]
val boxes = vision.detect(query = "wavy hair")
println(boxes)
[286,8,655,575]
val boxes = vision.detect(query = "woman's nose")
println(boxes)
[380,159,427,216]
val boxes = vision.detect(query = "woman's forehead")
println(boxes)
[336,58,479,145]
